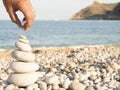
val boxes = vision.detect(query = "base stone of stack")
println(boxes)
[7,72,38,87]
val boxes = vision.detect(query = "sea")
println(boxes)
[0,20,120,49]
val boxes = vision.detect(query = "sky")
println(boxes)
[0,0,120,20]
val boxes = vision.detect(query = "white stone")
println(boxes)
[0,85,3,90]
[15,41,32,52]
[50,68,57,72]
[62,78,71,89]
[12,50,35,62]
[59,74,67,84]
[108,80,115,88]
[37,72,45,78]
[52,84,59,90]
[45,72,54,77]
[0,73,8,80]
[70,80,86,90]
[59,65,65,70]
[39,81,47,90]
[18,88,25,90]
[58,88,66,90]
[111,63,120,71]
[7,72,38,87]
[18,35,29,44]
[9,62,39,73]
[96,86,105,90]
[45,75,60,84]
[26,84,38,90]
[85,86,94,90]
[4,84,15,90]
[34,88,40,90]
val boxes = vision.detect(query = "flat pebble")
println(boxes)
[70,80,86,90]
[46,75,59,84]
[15,41,32,52]
[7,72,38,87]
[12,50,35,62]
[9,61,39,73]
[4,84,15,90]
[58,88,66,90]
[34,88,40,90]
[18,88,25,90]
[26,84,38,90]
[0,85,3,90]
[52,84,59,90]
[38,81,47,90]
[85,86,94,90]
[62,78,71,89]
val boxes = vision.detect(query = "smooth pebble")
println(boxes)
[7,72,38,87]
[12,50,35,62]
[9,61,39,73]
[15,41,32,52]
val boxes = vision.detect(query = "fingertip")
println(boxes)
[24,27,30,31]
[23,25,30,31]
[20,26,28,31]
[24,20,32,31]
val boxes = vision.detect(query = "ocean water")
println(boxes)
[0,20,120,48]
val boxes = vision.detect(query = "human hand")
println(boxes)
[3,0,36,31]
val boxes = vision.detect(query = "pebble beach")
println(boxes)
[0,44,120,90]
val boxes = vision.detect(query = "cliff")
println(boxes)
[70,1,120,20]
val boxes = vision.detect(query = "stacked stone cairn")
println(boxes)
[7,35,39,87]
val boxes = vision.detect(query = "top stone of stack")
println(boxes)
[15,35,32,52]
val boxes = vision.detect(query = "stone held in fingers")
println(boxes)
[7,72,38,87]
[9,62,39,73]
[11,50,35,62]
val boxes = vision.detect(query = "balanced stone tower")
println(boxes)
[7,35,39,87]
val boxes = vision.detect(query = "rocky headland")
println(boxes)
[0,43,120,90]
[70,1,120,20]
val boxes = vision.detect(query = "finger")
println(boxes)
[24,19,33,31]
[7,8,22,28]
[7,8,16,23]
[23,10,35,31]
[21,10,35,31]
[18,0,35,31]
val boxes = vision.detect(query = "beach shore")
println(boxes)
[0,44,120,90]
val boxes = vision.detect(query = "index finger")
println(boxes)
[18,0,35,31]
